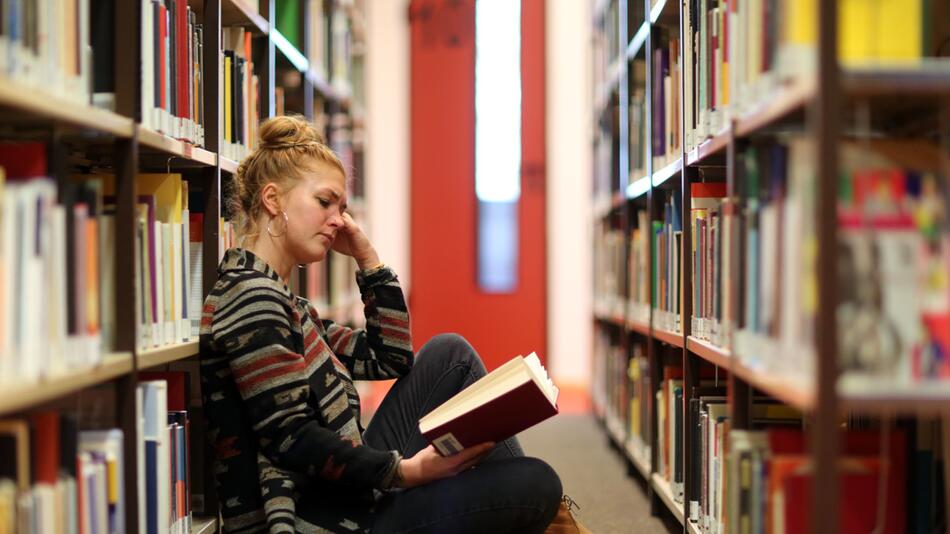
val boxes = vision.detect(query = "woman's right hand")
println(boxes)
[397,442,495,489]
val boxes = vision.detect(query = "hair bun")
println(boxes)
[259,114,326,149]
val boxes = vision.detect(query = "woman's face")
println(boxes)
[279,161,347,264]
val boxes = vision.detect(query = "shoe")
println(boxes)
[545,495,593,534]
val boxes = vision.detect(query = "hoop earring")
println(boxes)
[266,210,289,238]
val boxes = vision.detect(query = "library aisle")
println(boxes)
[521,415,676,534]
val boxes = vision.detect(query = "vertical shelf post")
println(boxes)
[203,0,224,298]
[813,0,840,532]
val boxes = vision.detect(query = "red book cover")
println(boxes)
[420,380,557,456]
[177,0,188,120]
[0,142,47,178]
[140,371,189,411]
[30,412,60,485]
[159,4,167,111]
[783,468,883,534]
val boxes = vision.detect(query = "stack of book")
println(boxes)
[137,373,196,534]
[628,210,650,324]
[0,413,125,534]
[140,0,206,147]
[222,27,260,163]
[689,182,732,348]
[836,142,950,389]
[733,139,816,381]
[594,225,626,317]
[131,173,200,351]
[625,347,651,459]
[0,0,94,105]
[653,191,683,334]
[629,61,648,183]
[652,29,681,171]
[684,0,949,151]
[656,367,684,503]
[0,143,111,386]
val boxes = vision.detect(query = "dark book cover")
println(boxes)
[90,0,115,93]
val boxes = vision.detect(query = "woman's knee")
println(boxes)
[518,458,562,509]
[417,333,485,370]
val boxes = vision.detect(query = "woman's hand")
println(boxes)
[331,212,381,270]
[397,443,495,489]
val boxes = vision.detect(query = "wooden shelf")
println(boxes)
[628,319,650,336]
[686,336,731,368]
[651,158,682,188]
[839,381,950,416]
[731,358,815,412]
[605,412,626,446]
[220,156,239,175]
[686,129,729,167]
[626,175,650,200]
[842,62,950,95]
[272,29,309,73]
[651,473,685,526]
[624,439,651,479]
[138,342,200,370]
[0,78,134,138]
[191,517,218,534]
[222,0,269,34]
[627,22,650,60]
[139,127,217,167]
[0,353,133,416]
[595,311,627,329]
[653,326,684,348]
[735,76,816,138]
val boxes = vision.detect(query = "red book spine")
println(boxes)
[177,0,188,121]
[31,412,60,485]
[159,4,167,112]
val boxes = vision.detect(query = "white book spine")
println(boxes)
[162,223,175,345]
[181,211,190,341]
[172,221,183,343]
[153,220,164,347]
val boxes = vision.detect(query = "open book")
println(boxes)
[418,353,559,456]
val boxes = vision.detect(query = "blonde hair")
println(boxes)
[230,115,346,242]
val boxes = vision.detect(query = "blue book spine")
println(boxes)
[145,439,158,534]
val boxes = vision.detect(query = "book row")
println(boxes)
[593,138,950,389]
[682,0,950,149]
[592,341,950,533]
[0,0,96,105]
[0,373,206,534]
[139,0,206,147]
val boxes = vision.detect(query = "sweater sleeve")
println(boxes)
[214,282,400,489]
[321,266,414,380]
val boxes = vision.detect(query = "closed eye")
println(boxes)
[317,197,331,208]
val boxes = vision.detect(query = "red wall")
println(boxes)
[409,0,546,370]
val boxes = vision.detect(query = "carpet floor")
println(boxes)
[519,414,680,534]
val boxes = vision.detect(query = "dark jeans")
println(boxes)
[363,334,562,534]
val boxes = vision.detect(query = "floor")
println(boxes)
[519,414,679,534]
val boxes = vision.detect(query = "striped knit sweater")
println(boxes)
[199,248,413,533]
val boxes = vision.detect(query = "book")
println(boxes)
[418,353,559,456]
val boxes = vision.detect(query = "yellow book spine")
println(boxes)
[224,55,232,144]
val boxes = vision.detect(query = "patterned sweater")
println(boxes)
[199,248,414,533]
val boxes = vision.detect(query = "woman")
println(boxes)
[199,116,585,533]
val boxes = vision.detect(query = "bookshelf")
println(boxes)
[0,1,366,533]
[592,0,950,533]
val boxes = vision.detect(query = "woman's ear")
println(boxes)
[260,182,283,216]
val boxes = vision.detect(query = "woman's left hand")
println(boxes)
[331,212,381,270]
